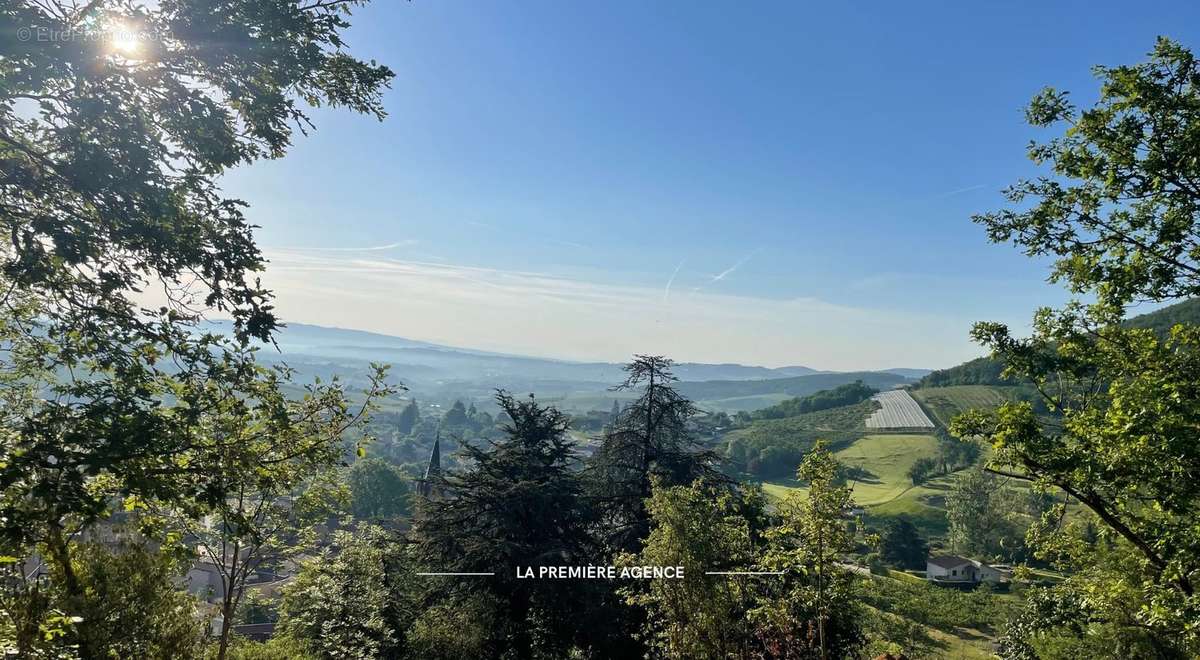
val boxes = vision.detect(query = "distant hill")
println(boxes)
[915,356,1008,389]
[196,320,921,410]
[751,381,878,420]
[204,320,819,388]
[1125,298,1200,334]
[881,368,933,379]
[670,363,820,380]
[914,299,1200,388]
[676,371,910,401]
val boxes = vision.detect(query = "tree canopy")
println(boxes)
[0,1,395,656]
[956,37,1200,655]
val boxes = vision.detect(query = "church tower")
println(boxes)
[418,433,441,498]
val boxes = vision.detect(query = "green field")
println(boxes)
[909,385,1021,427]
[837,434,939,504]
[757,433,958,536]
[697,393,792,413]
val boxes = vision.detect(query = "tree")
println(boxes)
[158,365,394,660]
[752,441,867,659]
[0,1,393,656]
[996,584,1183,660]
[398,400,420,435]
[935,428,979,474]
[945,469,1022,562]
[1,0,391,342]
[220,637,317,660]
[621,480,767,658]
[753,381,878,420]
[277,525,417,660]
[348,456,411,521]
[1,542,205,658]
[906,457,937,485]
[955,37,1200,653]
[412,392,595,658]
[877,517,927,570]
[442,400,469,428]
[587,355,722,552]
[972,37,1200,311]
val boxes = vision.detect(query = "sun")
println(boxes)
[106,21,142,56]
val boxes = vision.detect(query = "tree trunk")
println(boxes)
[817,530,827,660]
[216,542,240,660]
[640,371,655,498]
[45,525,96,660]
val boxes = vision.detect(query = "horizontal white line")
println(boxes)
[416,572,495,576]
[705,571,785,575]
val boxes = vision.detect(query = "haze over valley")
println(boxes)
[221,320,929,412]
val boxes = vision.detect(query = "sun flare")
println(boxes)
[106,21,141,56]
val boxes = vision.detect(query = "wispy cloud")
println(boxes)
[269,240,418,252]
[662,259,685,304]
[243,249,976,370]
[930,184,987,199]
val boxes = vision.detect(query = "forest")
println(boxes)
[3,1,1200,659]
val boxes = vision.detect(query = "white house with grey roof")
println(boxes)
[926,555,1006,584]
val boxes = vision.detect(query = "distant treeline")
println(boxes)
[915,356,1008,388]
[916,299,1199,389]
[752,380,877,420]
[1123,298,1200,334]
[675,370,907,400]
[725,399,874,478]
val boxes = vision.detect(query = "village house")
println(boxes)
[925,555,1007,585]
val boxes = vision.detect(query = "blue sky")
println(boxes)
[220,1,1200,370]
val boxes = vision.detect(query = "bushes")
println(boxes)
[860,578,1017,635]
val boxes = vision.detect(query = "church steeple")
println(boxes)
[425,433,441,480]
[419,433,441,497]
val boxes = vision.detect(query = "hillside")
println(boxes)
[677,371,910,401]
[757,432,956,536]
[751,381,877,419]
[724,399,877,478]
[910,385,1030,427]
[1125,298,1200,334]
[915,298,1200,388]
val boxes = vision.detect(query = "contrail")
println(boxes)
[931,184,986,199]
[270,241,415,252]
[663,259,685,304]
[711,249,761,283]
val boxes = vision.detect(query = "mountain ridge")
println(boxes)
[202,319,932,383]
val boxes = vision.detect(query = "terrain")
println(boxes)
[208,320,928,413]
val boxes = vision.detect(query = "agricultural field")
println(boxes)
[836,434,940,504]
[758,433,953,535]
[865,390,935,429]
[910,385,1022,427]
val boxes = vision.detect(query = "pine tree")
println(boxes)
[412,392,594,657]
[398,400,420,435]
[587,355,722,552]
[443,400,469,428]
